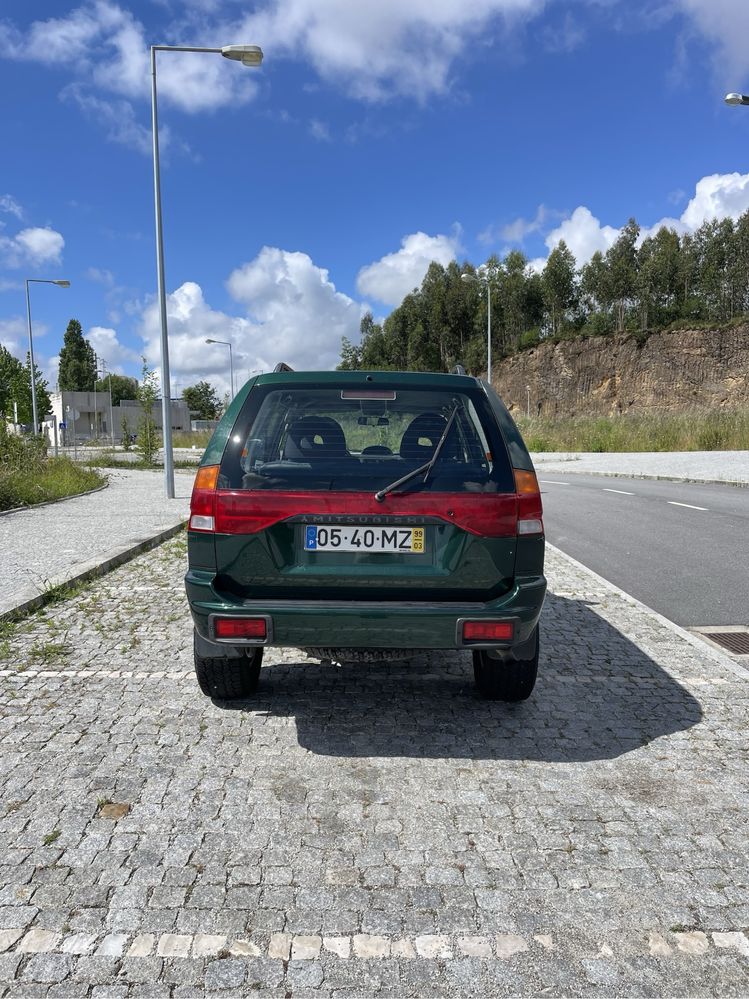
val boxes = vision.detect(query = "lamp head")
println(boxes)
[54,280,71,287]
[725,93,749,106]
[221,45,263,67]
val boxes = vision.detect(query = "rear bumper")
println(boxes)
[185,569,546,652]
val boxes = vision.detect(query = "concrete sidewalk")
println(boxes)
[1,467,194,618]
[532,449,749,485]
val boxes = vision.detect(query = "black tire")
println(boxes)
[473,626,539,702]
[193,634,263,700]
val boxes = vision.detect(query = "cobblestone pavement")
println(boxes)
[532,450,749,485]
[0,537,748,996]
[0,469,193,618]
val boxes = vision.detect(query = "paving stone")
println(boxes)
[713,931,749,957]
[18,929,60,954]
[95,933,128,957]
[1,536,748,996]
[495,934,529,959]
[323,936,350,959]
[191,934,226,957]
[291,935,322,960]
[156,934,192,958]
[673,931,710,955]
[457,936,492,958]
[22,953,73,984]
[267,932,291,960]
[203,958,246,991]
[127,935,155,958]
[0,930,24,953]
[353,934,390,958]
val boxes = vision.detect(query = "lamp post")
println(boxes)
[151,42,263,498]
[205,338,235,398]
[97,357,116,446]
[461,266,499,385]
[25,278,70,435]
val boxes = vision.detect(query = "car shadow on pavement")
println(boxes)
[219,592,703,763]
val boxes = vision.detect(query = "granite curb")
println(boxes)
[0,519,186,622]
[538,469,749,488]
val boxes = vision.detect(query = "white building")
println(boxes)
[48,391,191,443]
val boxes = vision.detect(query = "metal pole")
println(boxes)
[229,342,234,399]
[486,280,492,386]
[53,415,58,457]
[25,280,39,435]
[107,366,115,446]
[151,45,176,499]
[93,352,98,441]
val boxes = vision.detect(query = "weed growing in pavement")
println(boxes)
[42,829,61,846]
[29,639,70,664]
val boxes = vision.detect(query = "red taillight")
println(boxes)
[189,465,219,531]
[514,468,544,536]
[462,621,514,643]
[213,491,518,537]
[214,617,267,639]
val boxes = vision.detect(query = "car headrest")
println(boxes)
[284,415,348,461]
[400,412,454,463]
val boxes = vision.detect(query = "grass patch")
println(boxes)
[172,430,211,449]
[518,408,749,453]
[0,456,105,512]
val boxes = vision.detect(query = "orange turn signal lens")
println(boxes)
[194,464,220,491]
[514,469,539,494]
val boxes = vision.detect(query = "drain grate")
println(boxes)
[702,631,749,655]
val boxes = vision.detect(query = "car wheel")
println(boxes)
[193,633,263,700]
[472,626,539,701]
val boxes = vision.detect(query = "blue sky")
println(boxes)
[2,0,749,397]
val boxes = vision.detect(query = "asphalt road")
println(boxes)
[539,473,749,627]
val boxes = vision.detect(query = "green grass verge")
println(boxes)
[0,457,105,512]
[518,408,749,453]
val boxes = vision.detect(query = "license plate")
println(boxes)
[304,525,425,553]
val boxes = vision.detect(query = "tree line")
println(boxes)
[339,211,749,374]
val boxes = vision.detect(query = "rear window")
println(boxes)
[218,384,515,494]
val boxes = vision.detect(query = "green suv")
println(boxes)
[185,368,546,701]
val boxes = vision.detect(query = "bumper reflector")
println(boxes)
[214,617,267,640]
[189,514,215,531]
[462,621,514,643]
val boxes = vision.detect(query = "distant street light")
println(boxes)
[461,266,499,386]
[725,93,749,107]
[25,278,70,435]
[151,42,263,498]
[206,338,235,398]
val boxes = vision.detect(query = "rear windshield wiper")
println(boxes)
[375,403,460,503]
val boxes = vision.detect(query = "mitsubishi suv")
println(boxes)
[185,367,546,701]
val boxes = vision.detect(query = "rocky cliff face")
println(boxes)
[493,325,749,417]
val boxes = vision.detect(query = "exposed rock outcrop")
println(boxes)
[493,326,749,417]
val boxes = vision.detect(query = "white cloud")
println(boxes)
[0,317,28,359]
[0,226,65,268]
[674,0,749,82]
[0,195,24,220]
[544,206,620,263]
[308,118,331,141]
[139,249,364,395]
[236,0,546,102]
[61,84,153,156]
[679,172,749,229]
[480,204,557,245]
[86,325,140,372]
[228,246,363,369]
[540,170,749,268]
[85,266,115,286]
[356,230,462,306]
[1,1,260,114]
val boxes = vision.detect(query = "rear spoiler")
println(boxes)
[273,362,294,373]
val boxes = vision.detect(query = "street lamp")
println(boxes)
[205,338,235,398]
[151,42,263,498]
[25,278,70,435]
[461,266,499,385]
[725,93,749,106]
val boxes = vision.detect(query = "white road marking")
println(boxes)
[668,501,708,511]
[603,488,635,495]
[539,480,571,485]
